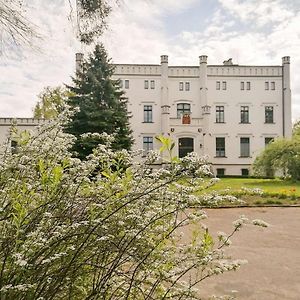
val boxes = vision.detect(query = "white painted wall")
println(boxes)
[113,55,292,176]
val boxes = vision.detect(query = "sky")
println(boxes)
[0,0,299,121]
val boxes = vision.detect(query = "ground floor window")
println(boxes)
[216,168,225,176]
[143,137,153,154]
[178,137,194,158]
[241,168,249,176]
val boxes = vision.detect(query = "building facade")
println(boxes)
[109,55,291,176]
[0,55,291,176]
[0,118,46,153]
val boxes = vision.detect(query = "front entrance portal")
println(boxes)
[178,138,194,158]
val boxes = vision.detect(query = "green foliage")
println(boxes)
[77,0,115,44]
[253,136,300,181]
[0,116,263,299]
[66,44,133,159]
[33,86,73,119]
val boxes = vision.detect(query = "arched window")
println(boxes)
[178,138,194,158]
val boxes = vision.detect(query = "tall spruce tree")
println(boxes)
[66,44,133,159]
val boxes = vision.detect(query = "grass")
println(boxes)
[204,178,300,206]
[208,178,300,195]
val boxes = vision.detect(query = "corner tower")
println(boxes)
[282,56,292,137]
[160,55,170,136]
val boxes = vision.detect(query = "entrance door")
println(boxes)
[178,138,194,158]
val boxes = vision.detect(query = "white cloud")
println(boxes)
[0,0,299,122]
[217,0,294,27]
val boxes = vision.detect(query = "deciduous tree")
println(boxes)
[33,86,72,119]
[0,113,266,299]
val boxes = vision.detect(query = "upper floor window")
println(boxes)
[271,81,275,90]
[143,137,153,153]
[216,81,220,90]
[240,81,250,90]
[125,80,129,89]
[265,82,269,90]
[216,106,224,123]
[240,106,249,123]
[222,81,227,90]
[265,81,275,90]
[143,105,153,123]
[185,82,190,91]
[265,106,274,123]
[144,80,149,89]
[265,137,274,146]
[179,82,184,91]
[240,137,250,157]
[150,80,155,89]
[216,137,225,157]
[177,103,191,118]
[11,140,18,154]
[119,79,123,89]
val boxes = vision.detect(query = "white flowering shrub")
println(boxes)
[0,113,267,299]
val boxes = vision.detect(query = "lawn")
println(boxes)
[210,177,300,195]
[204,177,300,206]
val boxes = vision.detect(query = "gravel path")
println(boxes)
[196,207,300,300]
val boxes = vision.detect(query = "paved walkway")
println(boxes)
[197,207,300,300]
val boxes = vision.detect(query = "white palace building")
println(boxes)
[109,54,292,176]
[0,54,292,176]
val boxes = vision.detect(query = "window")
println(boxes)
[216,81,220,90]
[216,137,225,157]
[119,79,123,88]
[185,82,190,91]
[144,80,149,89]
[246,81,251,90]
[143,137,153,153]
[11,140,18,154]
[271,82,275,90]
[178,138,194,158]
[179,82,184,91]
[177,103,191,118]
[216,106,225,123]
[240,81,244,90]
[240,106,249,123]
[222,81,227,90]
[216,168,225,176]
[125,80,129,89]
[240,137,250,157]
[265,137,274,146]
[143,105,153,123]
[265,106,274,123]
[150,80,155,89]
[265,82,269,90]
[241,169,249,176]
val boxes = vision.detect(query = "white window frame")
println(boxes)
[144,80,149,89]
[150,80,155,89]
[271,81,275,90]
[222,81,227,90]
[265,81,269,90]
[125,80,129,89]
[179,81,184,91]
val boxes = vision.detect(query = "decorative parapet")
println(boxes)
[0,118,48,126]
[207,66,282,77]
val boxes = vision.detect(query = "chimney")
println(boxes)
[76,52,84,73]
